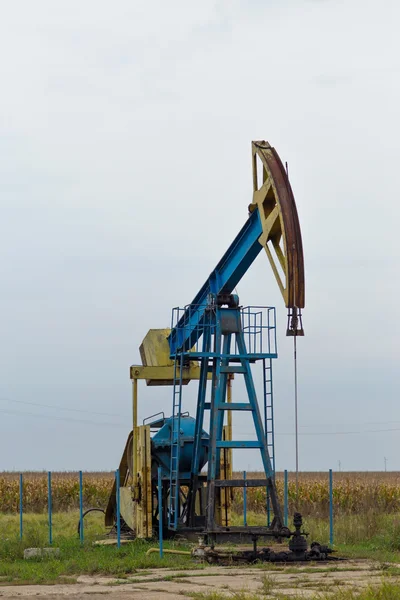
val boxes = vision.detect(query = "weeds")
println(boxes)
[0,517,195,584]
[186,581,400,599]
[259,573,274,594]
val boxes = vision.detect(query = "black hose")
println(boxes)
[77,508,105,538]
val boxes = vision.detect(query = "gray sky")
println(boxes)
[1,0,399,473]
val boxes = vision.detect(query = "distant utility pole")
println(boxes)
[338,460,341,472]
[384,457,388,472]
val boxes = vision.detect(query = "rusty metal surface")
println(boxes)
[250,140,305,309]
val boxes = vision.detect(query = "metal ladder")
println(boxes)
[168,355,183,529]
[263,358,275,525]
[263,358,275,472]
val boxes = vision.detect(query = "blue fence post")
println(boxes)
[19,473,23,540]
[284,469,288,527]
[266,493,271,527]
[158,467,163,558]
[329,469,334,545]
[79,471,84,544]
[116,469,121,549]
[243,471,247,526]
[48,471,52,545]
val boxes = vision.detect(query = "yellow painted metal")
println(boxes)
[104,425,152,537]
[227,374,233,440]
[137,328,200,385]
[249,141,305,309]
[135,425,152,538]
[132,379,139,500]
[104,432,133,527]
[140,329,174,368]
[119,486,135,531]
[218,425,233,527]
[130,364,206,382]
[95,538,134,546]
[146,548,191,556]
[218,374,233,527]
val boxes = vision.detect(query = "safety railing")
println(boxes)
[170,303,277,359]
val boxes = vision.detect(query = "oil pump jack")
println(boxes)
[105,141,333,561]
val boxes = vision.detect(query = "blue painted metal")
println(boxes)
[263,358,275,529]
[329,469,333,545]
[175,352,277,360]
[169,357,184,530]
[284,470,288,527]
[158,467,163,558]
[207,309,224,497]
[186,326,212,523]
[263,358,275,472]
[168,209,265,355]
[152,415,209,478]
[48,471,52,545]
[170,307,277,363]
[19,473,23,540]
[243,471,247,527]
[220,403,254,411]
[170,301,282,534]
[215,334,232,471]
[216,440,262,448]
[116,469,121,548]
[79,471,84,544]
[235,329,276,480]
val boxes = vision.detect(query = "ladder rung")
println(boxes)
[216,441,262,449]
[220,366,247,374]
[217,403,253,411]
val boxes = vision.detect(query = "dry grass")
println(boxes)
[1,470,400,516]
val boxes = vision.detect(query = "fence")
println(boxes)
[13,469,336,556]
[240,469,334,544]
[16,470,122,548]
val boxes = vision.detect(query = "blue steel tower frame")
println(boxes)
[168,294,282,538]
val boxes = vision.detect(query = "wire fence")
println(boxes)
[13,468,336,553]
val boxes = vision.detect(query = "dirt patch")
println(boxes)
[0,560,395,599]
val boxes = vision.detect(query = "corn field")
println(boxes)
[233,472,400,518]
[0,472,111,513]
[1,471,399,516]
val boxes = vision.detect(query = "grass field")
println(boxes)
[0,511,196,583]
[1,510,400,587]
[2,471,400,587]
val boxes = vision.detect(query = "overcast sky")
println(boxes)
[1,0,399,473]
